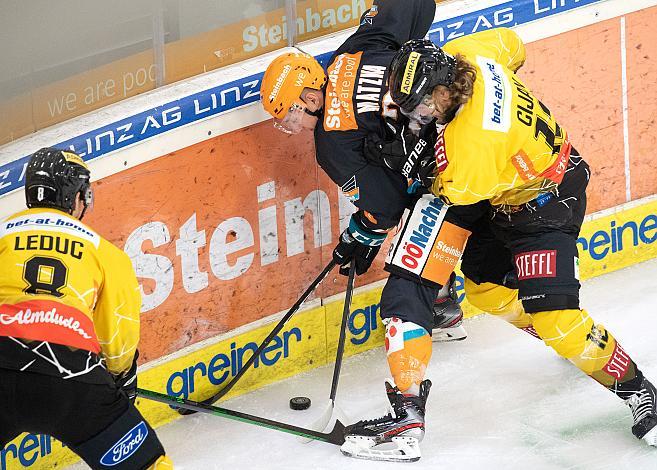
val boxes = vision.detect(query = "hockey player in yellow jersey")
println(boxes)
[368,28,657,447]
[0,148,173,469]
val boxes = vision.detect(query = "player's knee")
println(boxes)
[148,455,174,469]
[464,277,535,330]
[532,309,593,359]
[464,278,519,316]
[384,317,432,392]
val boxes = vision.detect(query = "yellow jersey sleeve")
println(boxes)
[433,120,508,205]
[443,27,526,72]
[432,27,569,208]
[94,239,141,376]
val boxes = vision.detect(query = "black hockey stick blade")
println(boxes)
[177,259,337,416]
[308,259,356,440]
[138,388,347,445]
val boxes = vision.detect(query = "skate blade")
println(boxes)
[642,425,657,446]
[432,324,467,342]
[340,435,421,462]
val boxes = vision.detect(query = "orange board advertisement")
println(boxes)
[85,121,389,362]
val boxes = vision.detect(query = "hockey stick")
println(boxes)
[178,259,336,415]
[138,388,347,445]
[307,259,356,439]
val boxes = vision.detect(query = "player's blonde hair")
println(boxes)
[431,54,477,109]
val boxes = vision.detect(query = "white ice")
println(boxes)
[71,258,657,470]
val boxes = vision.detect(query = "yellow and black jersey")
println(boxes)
[433,28,572,207]
[0,207,140,379]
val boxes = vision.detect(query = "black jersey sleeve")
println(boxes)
[314,125,410,230]
[314,0,437,231]
[336,0,436,55]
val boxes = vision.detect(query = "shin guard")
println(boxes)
[384,317,432,393]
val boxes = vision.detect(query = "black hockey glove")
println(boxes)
[364,119,437,188]
[332,214,387,276]
[363,117,413,170]
[113,350,139,403]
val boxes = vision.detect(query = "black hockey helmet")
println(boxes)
[25,147,93,217]
[388,39,457,113]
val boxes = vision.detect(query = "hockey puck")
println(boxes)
[289,396,311,410]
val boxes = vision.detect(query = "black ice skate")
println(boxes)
[627,377,657,446]
[340,379,431,462]
[433,272,467,342]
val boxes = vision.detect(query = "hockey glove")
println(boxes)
[364,119,437,187]
[363,117,413,170]
[113,350,139,403]
[332,214,387,276]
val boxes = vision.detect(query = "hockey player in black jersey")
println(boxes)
[260,0,483,462]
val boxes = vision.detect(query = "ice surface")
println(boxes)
[70,259,657,469]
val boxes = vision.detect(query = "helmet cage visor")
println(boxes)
[273,100,307,135]
[400,94,435,127]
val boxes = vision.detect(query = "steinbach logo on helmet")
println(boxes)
[100,421,149,466]
[401,52,420,95]
[268,63,292,103]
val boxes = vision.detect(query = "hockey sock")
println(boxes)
[384,317,432,395]
[532,309,641,397]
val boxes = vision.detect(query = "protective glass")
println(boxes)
[401,94,435,126]
[273,101,307,134]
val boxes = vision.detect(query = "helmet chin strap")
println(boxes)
[303,106,323,118]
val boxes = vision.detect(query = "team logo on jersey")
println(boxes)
[324,52,361,131]
[361,5,378,25]
[401,52,420,95]
[476,56,512,132]
[341,175,360,202]
[515,250,557,280]
[100,421,149,466]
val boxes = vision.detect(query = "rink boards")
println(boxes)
[3,0,657,468]
[2,196,657,469]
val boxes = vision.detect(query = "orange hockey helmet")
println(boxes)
[260,51,327,121]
